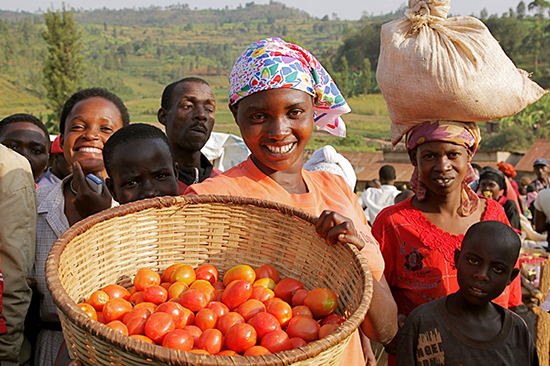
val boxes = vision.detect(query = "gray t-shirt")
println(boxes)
[397,297,539,366]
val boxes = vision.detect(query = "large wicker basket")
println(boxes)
[46,195,373,366]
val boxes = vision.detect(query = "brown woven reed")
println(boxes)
[46,195,373,366]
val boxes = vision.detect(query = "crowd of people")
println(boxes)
[0,32,547,366]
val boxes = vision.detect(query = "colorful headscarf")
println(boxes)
[405,121,482,217]
[229,37,350,137]
[498,162,517,178]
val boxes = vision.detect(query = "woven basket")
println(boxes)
[46,195,373,366]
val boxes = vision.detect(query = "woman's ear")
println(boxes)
[408,148,418,167]
[229,103,238,121]
[467,148,473,163]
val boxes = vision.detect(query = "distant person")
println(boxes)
[397,221,538,366]
[527,158,550,216]
[157,77,221,194]
[103,124,179,204]
[469,162,482,192]
[0,143,36,366]
[479,168,521,231]
[533,188,550,252]
[0,113,50,182]
[37,135,72,188]
[394,189,414,205]
[303,145,356,190]
[358,165,400,224]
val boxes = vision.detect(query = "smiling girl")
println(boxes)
[33,88,129,366]
[186,37,398,365]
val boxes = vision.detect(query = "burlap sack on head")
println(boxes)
[377,0,549,146]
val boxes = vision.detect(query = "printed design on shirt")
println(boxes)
[416,329,445,365]
[405,247,424,272]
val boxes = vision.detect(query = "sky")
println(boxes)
[0,0,528,20]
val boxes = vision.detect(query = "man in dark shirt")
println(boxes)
[527,158,550,218]
[158,77,221,194]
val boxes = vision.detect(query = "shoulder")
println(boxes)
[483,197,507,221]
[186,161,253,196]
[37,180,65,213]
[0,146,34,197]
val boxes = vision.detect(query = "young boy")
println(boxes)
[103,123,179,204]
[396,220,539,365]
[0,113,50,182]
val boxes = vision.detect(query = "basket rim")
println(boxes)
[46,195,373,366]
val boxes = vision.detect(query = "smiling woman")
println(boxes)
[32,88,129,366]
[186,37,398,365]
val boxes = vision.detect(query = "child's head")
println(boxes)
[103,123,179,204]
[455,221,520,306]
[0,113,50,181]
[59,88,129,176]
[228,37,350,175]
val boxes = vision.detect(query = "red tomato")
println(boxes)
[102,284,131,301]
[292,305,313,318]
[216,350,240,356]
[273,278,304,304]
[253,278,276,290]
[243,345,271,356]
[189,280,216,302]
[126,316,147,336]
[179,289,208,312]
[143,285,168,305]
[130,334,155,344]
[221,280,252,309]
[106,320,129,335]
[266,299,292,327]
[289,337,307,349]
[86,290,110,311]
[133,268,161,291]
[254,264,280,284]
[160,282,172,291]
[168,282,189,300]
[162,263,184,283]
[320,313,346,326]
[155,302,186,326]
[286,316,320,343]
[291,289,309,306]
[195,308,218,331]
[212,282,225,291]
[177,307,195,328]
[197,328,224,354]
[237,299,266,322]
[96,311,106,324]
[195,264,219,284]
[303,288,338,319]
[247,312,281,341]
[189,349,210,355]
[223,265,256,286]
[144,312,175,344]
[205,301,229,319]
[181,325,202,347]
[170,265,196,285]
[129,291,145,305]
[224,323,257,353]
[250,286,275,303]
[123,307,152,325]
[134,302,157,314]
[319,323,339,339]
[128,286,137,295]
[103,299,133,323]
[78,303,98,321]
[217,312,245,336]
[261,329,290,353]
[162,329,194,351]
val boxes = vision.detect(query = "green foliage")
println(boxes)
[43,6,85,126]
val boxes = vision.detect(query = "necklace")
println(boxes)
[69,179,78,196]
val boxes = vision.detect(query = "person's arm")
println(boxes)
[395,319,418,366]
[534,208,549,234]
[0,151,37,365]
[316,210,398,344]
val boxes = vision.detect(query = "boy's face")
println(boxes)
[158,82,216,154]
[0,121,49,181]
[454,235,519,306]
[106,139,179,204]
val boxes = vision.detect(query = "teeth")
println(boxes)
[267,144,293,154]
[436,178,451,184]
[79,147,102,154]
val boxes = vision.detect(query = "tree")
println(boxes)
[43,5,85,124]
[517,1,526,19]
[361,58,372,95]
[339,56,350,97]
[529,0,550,17]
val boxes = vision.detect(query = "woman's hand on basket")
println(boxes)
[73,162,113,219]
[315,210,365,250]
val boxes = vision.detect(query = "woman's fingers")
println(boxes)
[315,210,364,250]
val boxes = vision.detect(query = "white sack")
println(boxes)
[376,0,548,146]
[201,132,250,172]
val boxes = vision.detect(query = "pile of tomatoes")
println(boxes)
[78,263,345,356]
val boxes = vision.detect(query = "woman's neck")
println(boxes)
[414,187,463,216]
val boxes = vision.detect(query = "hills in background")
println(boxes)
[0,2,548,152]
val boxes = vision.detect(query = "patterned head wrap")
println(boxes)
[229,37,350,137]
[498,162,517,178]
[406,121,482,217]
